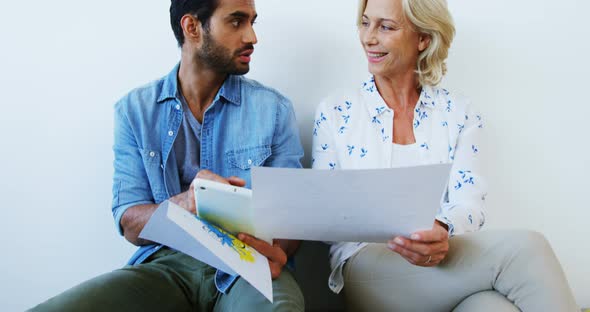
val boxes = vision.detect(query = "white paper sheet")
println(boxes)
[251,164,451,242]
[139,201,235,274]
[139,201,273,302]
[167,204,273,302]
[139,164,450,302]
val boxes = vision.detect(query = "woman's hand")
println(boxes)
[387,221,449,267]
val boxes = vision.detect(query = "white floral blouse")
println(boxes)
[311,76,487,293]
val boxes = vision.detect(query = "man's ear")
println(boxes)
[418,34,431,52]
[181,14,202,45]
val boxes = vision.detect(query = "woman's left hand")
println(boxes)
[387,221,449,267]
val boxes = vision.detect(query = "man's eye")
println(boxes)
[232,20,241,27]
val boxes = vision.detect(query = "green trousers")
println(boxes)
[29,247,304,312]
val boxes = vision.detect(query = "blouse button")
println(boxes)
[247,159,253,165]
[149,151,156,157]
[168,131,174,137]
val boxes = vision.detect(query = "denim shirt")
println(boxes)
[112,64,304,293]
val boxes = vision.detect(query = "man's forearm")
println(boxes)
[120,203,159,246]
[120,191,193,246]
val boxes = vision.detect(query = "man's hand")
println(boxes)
[122,170,245,246]
[387,220,449,267]
[238,233,288,280]
[169,169,246,214]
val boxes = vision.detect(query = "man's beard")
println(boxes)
[196,30,253,75]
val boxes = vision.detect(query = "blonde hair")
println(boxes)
[358,0,455,86]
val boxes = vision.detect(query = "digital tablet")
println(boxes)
[193,178,255,236]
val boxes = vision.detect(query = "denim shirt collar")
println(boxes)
[157,63,242,106]
[218,75,241,105]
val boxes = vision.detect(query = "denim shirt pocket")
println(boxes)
[139,148,168,202]
[226,145,272,172]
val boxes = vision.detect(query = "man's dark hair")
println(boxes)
[170,0,219,47]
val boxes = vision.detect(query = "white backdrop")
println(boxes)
[0,1,588,310]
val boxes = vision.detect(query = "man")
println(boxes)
[30,0,305,311]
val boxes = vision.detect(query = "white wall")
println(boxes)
[0,0,588,310]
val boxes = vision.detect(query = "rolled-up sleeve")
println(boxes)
[112,101,154,235]
[436,105,487,236]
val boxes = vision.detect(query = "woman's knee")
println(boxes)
[507,230,553,258]
[452,290,519,312]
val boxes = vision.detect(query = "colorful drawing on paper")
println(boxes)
[198,217,256,263]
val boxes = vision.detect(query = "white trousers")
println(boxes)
[343,230,579,312]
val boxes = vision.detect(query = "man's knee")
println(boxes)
[28,271,129,312]
[29,265,193,312]
[216,270,304,312]
[271,270,305,311]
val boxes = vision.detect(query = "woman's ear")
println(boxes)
[180,14,202,45]
[418,34,431,52]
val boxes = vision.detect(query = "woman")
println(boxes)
[311,0,579,311]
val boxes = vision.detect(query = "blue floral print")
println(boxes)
[458,123,465,134]
[446,100,453,112]
[311,76,486,293]
[347,145,355,156]
[312,76,486,239]
[342,115,351,124]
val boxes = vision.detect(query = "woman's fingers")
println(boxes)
[388,242,446,267]
[389,236,448,257]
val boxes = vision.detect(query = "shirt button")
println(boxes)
[175,104,181,110]
[168,131,174,137]
[247,159,253,165]
[149,151,156,157]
